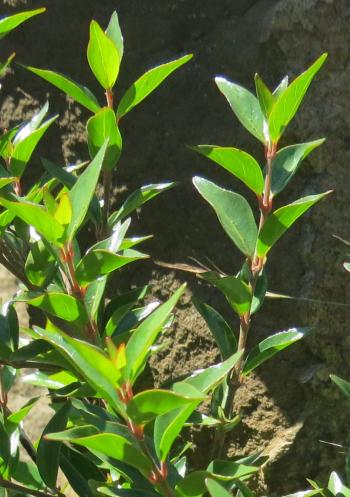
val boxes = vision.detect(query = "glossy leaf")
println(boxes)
[268,54,327,142]
[203,272,251,316]
[109,182,175,226]
[37,401,70,488]
[125,284,186,382]
[33,326,126,416]
[215,77,266,143]
[0,197,64,246]
[192,145,264,195]
[75,248,148,287]
[26,66,100,112]
[254,73,273,117]
[87,107,122,171]
[154,351,242,461]
[127,389,205,425]
[330,375,350,400]
[242,327,311,375]
[23,292,88,326]
[117,54,192,119]
[271,139,325,196]
[106,11,124,60]
[87,20,120,90]
[0,8,45,40]
[67,140,108,240]
[46,426,152,474]
[193,298,236,359]
[256,192,331,257]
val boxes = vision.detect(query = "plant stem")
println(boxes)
[100,88,114,238]
[0,478,64,497]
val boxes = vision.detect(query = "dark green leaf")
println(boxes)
[192,298,236,359]
[256,191,331,257]
[25,240,57,287]
[87,107,122,171]
[37,401,70,488]
[242,327,311,375]
[202,272,251,316]
[268,54,327,142]
[25,66,100,112]
[206,479,232,497]
[215,77,266,143]
[0,8,45,40]
[254,73,273,117]
[87,20,120,90]
[193,177,257,256]
[330,375,350,400]
[192,146,264,195]
[271,139,325,197]
[117,54,192,119]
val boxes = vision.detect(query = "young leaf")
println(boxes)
[87,107,122,171]
[242,327,311,375]
[36,401,70,489]
[192,298,237,359]
[87,20,120,90]
[271,139,325,197]
[75,248,148,287]
[256,191,331,257]
[10,116,58,177]
[126,389,205,425]
[117,54,193,119]
[0,8,45,40]
[0,197,64,246]
[109,182,175,227]
[106,11,124,60]
[193,177,257,257]
[254,73,273,117]
[25,66,100,113]
[192,146,264,195]
[202,272,251,316]
[125,284,186,382]
[67,140,108,240]
[268,54,328,143]
[34,326,127,416]
[215,77,266,143]
[330,375,350,400]
[46,426,152,474]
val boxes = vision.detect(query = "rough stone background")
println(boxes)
[1,0,350,495]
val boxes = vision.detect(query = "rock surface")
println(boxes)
[1,0,350,494]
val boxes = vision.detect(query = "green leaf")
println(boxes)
[106,11,124,60]
[192,298,236,359]
[268,54,327,142]
[256,191,331,257]
[87,20,120,90]
[87,107,122,171]
[271,139,325,197]
[206,479,232,497]
[0,197,65,246]
[154,351,242,461]
[254,74,273,117]
[344,262,350,273]
[26,65,100,112]
[202,272,251,316]
[125,284,186,382]
[242,327,311,375]
[11,460,46,491]
[0,8,45,40]
[25,240,57,287]
[192,146,264,195]
[46,426,152,474]
[215,77,266,143]
[67,140,108,240]
[34,326,126,416]
[207,460,259,480]
[117,54,193,119]
[109,182,175,227]
[75,248,148,287]
[22,292,88,326]
[273,76,289,99]
[126,389,205,425]
[37,401,70,488]
[0,53,15,78]
[176,471,209,497]
[330,375,350,400]
[193,176,257,256]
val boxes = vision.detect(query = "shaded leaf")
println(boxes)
[87,107,122,170]
[106,11,124,60]
[254,73,273,117]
